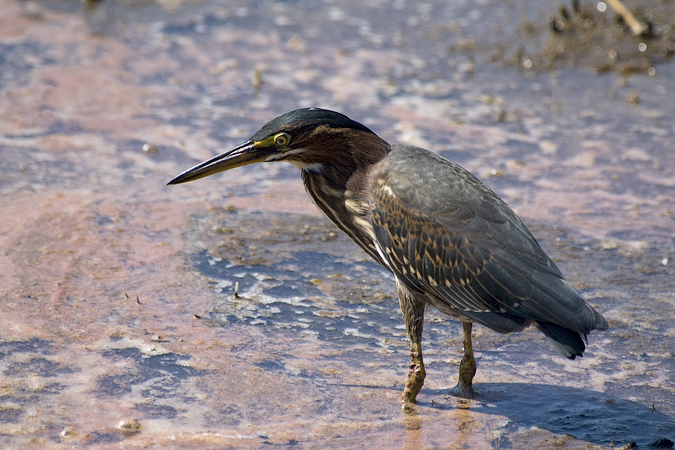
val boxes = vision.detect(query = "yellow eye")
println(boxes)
[274,132,290,147]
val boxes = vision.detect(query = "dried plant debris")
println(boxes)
[492,0,675,74]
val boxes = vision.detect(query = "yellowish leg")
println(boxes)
[397,282,426,411]
[401,339,426,411]
[453,321,476,398]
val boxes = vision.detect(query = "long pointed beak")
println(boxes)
[168,141,266,185]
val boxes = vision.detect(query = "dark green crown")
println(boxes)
[251,108,374,141]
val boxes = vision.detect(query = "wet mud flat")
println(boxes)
[180,207,675,448]
[0,0,674,448]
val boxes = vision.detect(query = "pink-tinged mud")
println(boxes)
[1,0,674,448]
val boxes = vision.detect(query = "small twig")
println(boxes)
[356,278,365,299]
[605,0,647,35]
[136,296,141,305]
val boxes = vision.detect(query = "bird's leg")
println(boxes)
[453,321,476,399]
[397,283,426,411]
[402,338,425,412]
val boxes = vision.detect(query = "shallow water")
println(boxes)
[1,0,674,448]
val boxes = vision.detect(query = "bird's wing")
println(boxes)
[370,147,600,335]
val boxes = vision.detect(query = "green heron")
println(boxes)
[168,108,608,409]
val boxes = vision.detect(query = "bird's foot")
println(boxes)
[400,397,417,413]
[400,358,425,412]
[448,380,474,399]
[449,342,476,399]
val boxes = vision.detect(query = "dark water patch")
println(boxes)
[207,404,242,427]
[0,41,56,87]
[202,288,411,350]
[0,338,54,359]
[134,403,178,419]
[160,12,234,36]
[194,248,418,350]
[0,145,83,193]
[255,360,285,372]
[4,357,77,378]
[84,431,126,445]
[433,383,675,448]
[46,120,85,135]
[97,348,201,399]
[0,406,23,424]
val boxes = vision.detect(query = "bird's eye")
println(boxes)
[274,132,290,147]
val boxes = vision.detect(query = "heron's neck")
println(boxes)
[303,134,391,189]
[299,135,391,268]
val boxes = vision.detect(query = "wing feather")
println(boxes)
[370,145,606,340]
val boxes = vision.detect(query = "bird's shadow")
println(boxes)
[417,382,675,447]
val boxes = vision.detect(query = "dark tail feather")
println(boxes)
[593,307,609,331]
[535,321,586,359]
